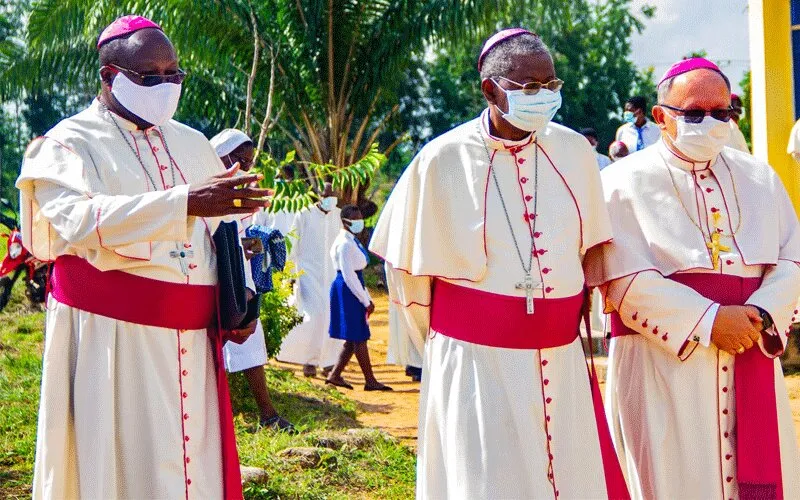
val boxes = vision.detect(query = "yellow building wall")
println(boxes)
[749,0,800,213]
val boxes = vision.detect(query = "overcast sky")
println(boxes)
[628,0,751,94]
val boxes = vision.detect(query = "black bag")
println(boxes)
[213,221,260,330]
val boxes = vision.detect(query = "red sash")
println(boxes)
[610,273,782,500]
[430,279,582,349]
[51,255,244,500]
[430,279,631,499]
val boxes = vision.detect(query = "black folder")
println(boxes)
[213,221,260,330]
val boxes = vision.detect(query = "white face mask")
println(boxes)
[345,219,365,234]
[320,196,338,211]
[669,115,731,162]
[495,82,562,133]
[110,72,182,126]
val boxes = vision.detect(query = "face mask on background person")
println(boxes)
[623,111,636,123]
[110,72,181,126]
[494,82,562,133]
[345,219,365,234]
[320,196,338,212]
[669,115,731,162]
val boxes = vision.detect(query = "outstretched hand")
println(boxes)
[187,163,273,217]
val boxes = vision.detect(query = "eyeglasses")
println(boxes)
[495,76,564,95]
[658,104,732,123]
[106,64,187,87]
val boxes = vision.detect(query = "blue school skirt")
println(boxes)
[329,270,371,342]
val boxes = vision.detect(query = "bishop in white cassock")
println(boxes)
[17,17,270,499]
[276,183,344,373]
[371,29,628,499]
[586,58,800,500]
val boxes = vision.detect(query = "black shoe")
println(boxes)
[260,415,297,434]
[406,366,422,381]
[325,378,354,390]
[302,364,317,377]
[364,383,393,392]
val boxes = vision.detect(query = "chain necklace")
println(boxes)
[100,101,178,191]
[663,153,743,269]
[100,102,194,275]
[477,121,542,314]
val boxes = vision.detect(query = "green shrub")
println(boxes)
[260,261,304,358]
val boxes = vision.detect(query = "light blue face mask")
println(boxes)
[345,219,365,234]
[494,81,562,133]
[623,111,636,123]
[320,196,338,211]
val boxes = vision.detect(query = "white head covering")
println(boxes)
[209,129,252,158]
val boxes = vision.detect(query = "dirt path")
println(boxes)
[276,293,800,449]
[274,292,420,446]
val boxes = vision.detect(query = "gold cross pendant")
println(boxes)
[706,232,731,270]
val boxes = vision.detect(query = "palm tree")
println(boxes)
[4,0,537,200]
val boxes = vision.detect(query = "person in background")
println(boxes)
[609,140,629,162]
[615,96,660,153]
[326,205,392,391]
[258,164,297,236]
[210,129,295,433]
[728,93,750,153]
[276,182,343,377]
[580,127,612,170]
[386,278,424,382]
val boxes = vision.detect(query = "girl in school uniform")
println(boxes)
[325,205,392,391]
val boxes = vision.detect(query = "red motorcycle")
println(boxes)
[0,199,50,311]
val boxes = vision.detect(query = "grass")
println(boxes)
[0,281,415,499]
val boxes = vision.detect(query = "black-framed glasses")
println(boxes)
[658,103,732,123]
[107,64,187,87]
[496,76,564,95]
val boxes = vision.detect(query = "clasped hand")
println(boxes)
[710,305,764,356]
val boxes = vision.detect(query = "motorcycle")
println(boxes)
[0,198,50,311]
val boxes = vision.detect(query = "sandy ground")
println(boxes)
[276,294,800,449]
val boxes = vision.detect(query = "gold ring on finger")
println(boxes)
[233,199,242,208]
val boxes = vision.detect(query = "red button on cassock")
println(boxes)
[182,370,188,376]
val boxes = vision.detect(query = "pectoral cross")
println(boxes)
[706,232,730,270]
[516,273,542,315]
[170,247,194,276]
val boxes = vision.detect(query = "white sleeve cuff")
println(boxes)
[691,303,719,347]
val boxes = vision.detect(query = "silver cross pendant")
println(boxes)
[169,247,195,276]
[515,273,542,315]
